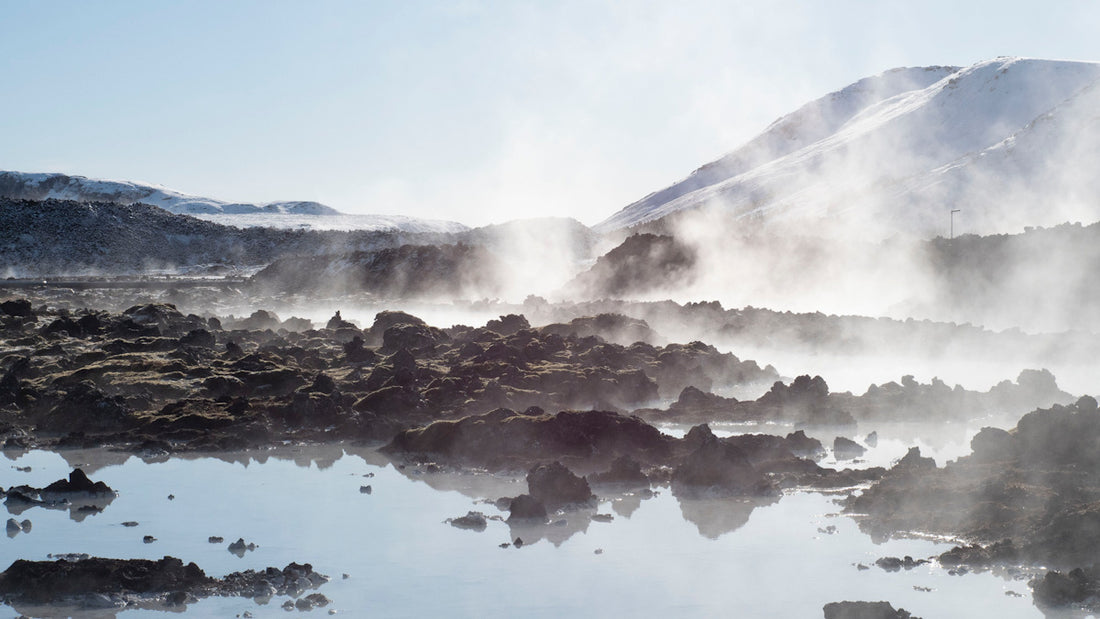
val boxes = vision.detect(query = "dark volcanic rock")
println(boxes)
[759,375,855,426]
[874,556,928,572]
[353,385,421,414]
[938,539,1018,567]
[566,233,696,298]
[671,432,776,498]
[385,408,672,470]
[233,310,281,331]
[485,314,530,336]
[588,455,651,489]
[785,430,826,459]
[38,381,134,434]
[526,462,596,510]
[446,511,488,531]
[367,310,426,342]
[0,556,211,605]
[540,313,661,346]
[822,601,919,619]
[382,323,448,354]
[845,398,1100,567]
[0,299,32,317]
[42,469,114,496]
[833,436,866,460]
[179,328,216,348]
[507,494,548,523]
[1031,565,1100,610]
[0,555,329,608]
[343,336,378,363]
[326,310,357,331]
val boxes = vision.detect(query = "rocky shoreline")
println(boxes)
[2,294,1098,613]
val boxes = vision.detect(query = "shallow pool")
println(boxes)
[2,446,1044,617]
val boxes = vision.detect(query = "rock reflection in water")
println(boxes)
[507,507,598,547]
[385,461,526,502]
[5,493,116,522]
[0,448,1044,617]
[676,495,780,539]
[609,490,649,518]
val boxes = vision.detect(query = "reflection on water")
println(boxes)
[677,495,779,540]
[1,445,1044,617]
[5,491,115,523]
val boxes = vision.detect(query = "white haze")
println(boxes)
[578,58,1100,333]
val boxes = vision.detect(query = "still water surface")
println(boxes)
[2,445,1046,617]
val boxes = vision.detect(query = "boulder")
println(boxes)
[385,409,672,470]
[484,314,530,336]
[671,434,775,498]
[326,310,357,330]
[833,436,866,460]
[589,455,650,489]
[822,601,919,619]
[526,462,596,510]
[1031,566,1100,609]
[0,299,32,317]
[447,511,488,531]
[42,469,114,496]
[507,494,548,523]
[180,328,216,348]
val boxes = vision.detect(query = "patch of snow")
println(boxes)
[192,213,469,234]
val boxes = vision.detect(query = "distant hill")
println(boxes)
[0,170,468,234]
[598,57,1100,238]
[0,198,442,276]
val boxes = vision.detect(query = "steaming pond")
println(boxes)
[0,443,1055,618]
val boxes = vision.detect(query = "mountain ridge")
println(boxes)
[0,170,340,216]
[597,57,1100,237]
[0,170,470,234]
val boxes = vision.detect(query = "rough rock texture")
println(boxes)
[637,371,1071,428]
[526,462,596,510]
[833,436,866,460]
[386,408,672,470]
[0,556,328,608]
[41,469,114,496]
[446,511,488,531]
[822,601,920,619]
[0,556,210,605]
[846,398,1100,566]
[671,429,777,498]
[0,304,778,454]
[507,495,548,523]
[565,233,696,298]
[1031,565,1100,610]
[588,455,651,489]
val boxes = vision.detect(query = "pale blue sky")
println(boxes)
[2,1,1099,225]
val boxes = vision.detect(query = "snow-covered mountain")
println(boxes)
[0,171,340,215]
[597,57,1100,237]
[0,171,469,234]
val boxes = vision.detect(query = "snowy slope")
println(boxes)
[0,171,340,215]
[0,171,469,234]
[190,213,470,234]
[597,58,1100,237]
[878,75,1100,234]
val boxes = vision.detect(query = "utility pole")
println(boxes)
[950,209,961,240]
